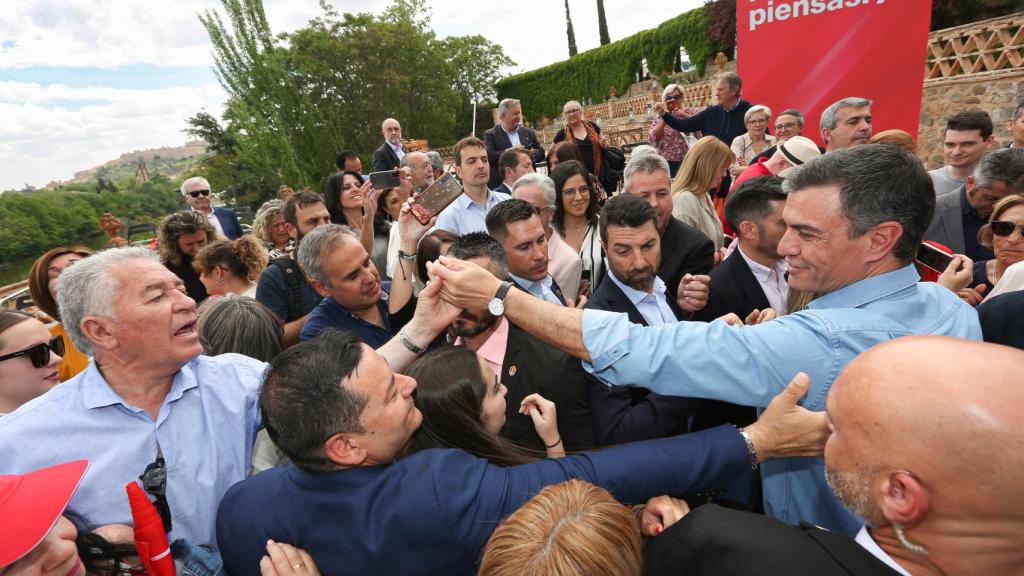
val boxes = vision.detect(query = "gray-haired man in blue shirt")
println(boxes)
[432,144,982,535]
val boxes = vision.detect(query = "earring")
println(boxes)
[892,523,928,556]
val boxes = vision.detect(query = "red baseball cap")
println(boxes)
[0,460,89,567]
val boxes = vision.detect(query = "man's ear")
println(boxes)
[80,316,116,352]
[284,222,298,241]
[878,470,930,526]
[310,279,330,298]
[865,222,904,263]
[738,220,758,241]
[324,433,366,468]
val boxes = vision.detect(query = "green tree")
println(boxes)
[193,0,512,200]
[597,0,610,45]
[565,0,578,57]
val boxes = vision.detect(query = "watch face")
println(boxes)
[487,298,505,316]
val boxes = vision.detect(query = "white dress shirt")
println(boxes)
[738,246,789,316]
[855,527,912,576]
[607,270,677,325]
[510,273,564,306]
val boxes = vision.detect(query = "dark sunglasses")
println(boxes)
[187,189,211,198]
[990,220,1024,237]
[0,336,64,368]
[140,456,172,532]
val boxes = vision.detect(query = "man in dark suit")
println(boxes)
[492,147,535,196]
[371,118,404,172]
[447,233,593,451]
[695,176,789,322]
[622,154,714,303]
[924,148,1024,261]
[584,194,704,443]
[484,98,545,189]
[217,327,826,575]
[487,199,570,306]
[180,176,243,239]
[645,336,1024,576]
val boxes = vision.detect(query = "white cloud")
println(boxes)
[0,82,226,190]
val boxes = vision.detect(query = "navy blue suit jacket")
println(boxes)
[484,124,545,189]
[212,206,244,239]
[585,277,700,444]
[217,425,751,576]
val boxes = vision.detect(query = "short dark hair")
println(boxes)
[260,329,367,473]
[1014,101,1024,122]
[416,229,460,285]
[336,150,359,170]
[724,176,788,232]
[784,145,935,263]
[283,189,326,228]
[448,232,509,279]
[945,110,993,140]
[550,160,599,235]
[599,193,657,244]
[486,198,538,241]
[498,147,529,181]
[454,136,487,166]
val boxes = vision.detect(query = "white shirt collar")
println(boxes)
[608,268,666,307]
[738,246,786,282]
[855,527,912,576]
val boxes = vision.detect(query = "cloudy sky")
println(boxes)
[0,0,700,191]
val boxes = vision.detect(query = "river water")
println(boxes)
[0,234,114,287]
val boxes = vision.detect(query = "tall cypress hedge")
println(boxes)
[496,6,724,123]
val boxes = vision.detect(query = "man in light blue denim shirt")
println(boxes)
[432,145,982,534]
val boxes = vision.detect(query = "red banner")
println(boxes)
[737,0,933,146]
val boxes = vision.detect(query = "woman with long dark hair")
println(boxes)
[405,346,564,466]
[324,172,376,257]
[551,160,603,294]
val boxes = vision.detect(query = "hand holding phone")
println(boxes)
[410,173,463,225]
[915,242,955,273]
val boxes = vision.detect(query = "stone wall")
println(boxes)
[917,75,1024,169]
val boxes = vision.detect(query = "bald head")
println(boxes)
[826,336,1024,528]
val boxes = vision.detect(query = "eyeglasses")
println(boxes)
[139,456,172,532]
[562,185,592,198]
[0,336,64,368]
[564,109,582,116]
[187,189,211,198]
[991,220,1024,237]
[746,118,768,125]
[774,122,798,130]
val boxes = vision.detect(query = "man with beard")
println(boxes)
[644,336,1024,576]
[372,118,405,172]
[446,233,595,451]
[695,177,790,321]
[583,194,704,443]
[255,190,331,346]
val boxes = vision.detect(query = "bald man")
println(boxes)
[644,336,1024,576]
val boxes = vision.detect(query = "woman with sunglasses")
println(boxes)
[551,160,604,296]
[28,246,94,381]
[970,194,1024,295]
[0,311,63,415]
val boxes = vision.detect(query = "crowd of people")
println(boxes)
[3,72,1024,576]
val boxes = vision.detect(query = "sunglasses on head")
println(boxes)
[188,189,211,198]
[0,336,64,368]
[140,456,172,532]
[991,220,1024,237]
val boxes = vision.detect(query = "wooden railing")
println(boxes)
[926,12,1024,82]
